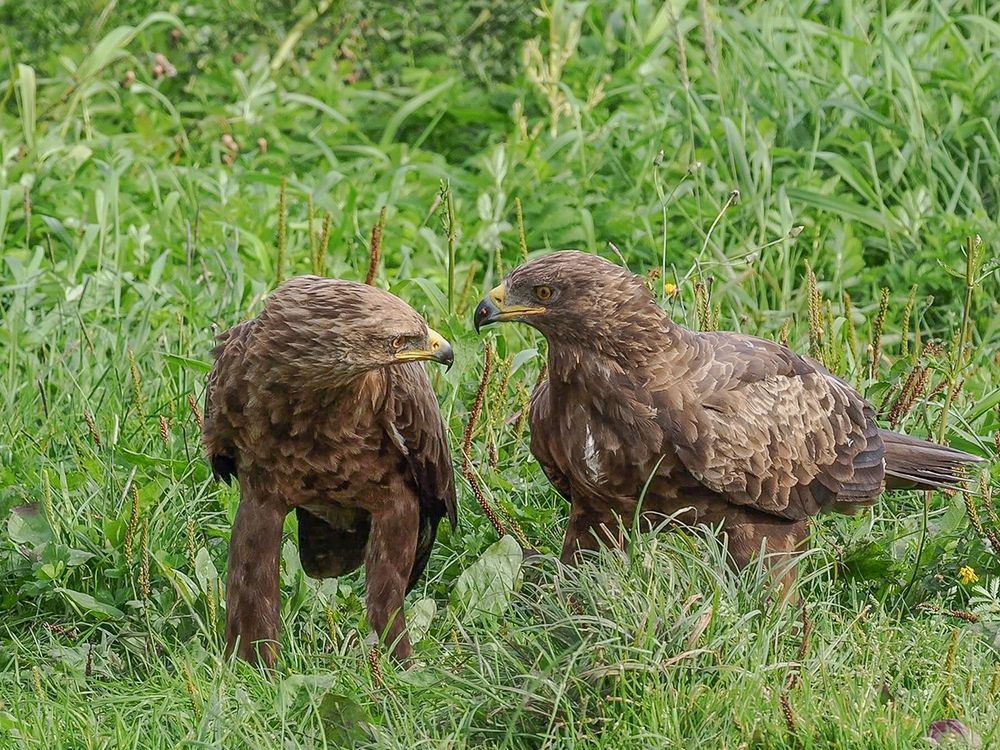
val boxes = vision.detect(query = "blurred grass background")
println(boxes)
[1,0,999,747]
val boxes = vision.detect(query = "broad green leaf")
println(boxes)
[968,388,1000,422]
[194,548,218,593]
[841,541,899,582]
[43,543,94,568]
[406,598,436,645]
[451,535,522,622]
[510,348,540,375]
[160,353,212,373]
[76,12,182,81]
[318,691,372,748]
[56,588,124,620]
[158,559,199,605]
[814,151,880,206]
[722,117,755,197]
[7,504,52,551]
[275,673,339,713]
[16,64,36,150]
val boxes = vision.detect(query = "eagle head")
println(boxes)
[474,251,663,356]
[258,276,453,385]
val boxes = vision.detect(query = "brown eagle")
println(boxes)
[203,276,456,666]
[475,251,984,591]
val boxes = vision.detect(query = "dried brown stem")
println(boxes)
[365,206,386,286]
[462,344,505,538]
[917,603,979,623]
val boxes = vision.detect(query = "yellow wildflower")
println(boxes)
[958,566,979,586]
[664,282,678,297]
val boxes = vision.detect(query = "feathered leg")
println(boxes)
[225,493,287,667]
[725,512,809,603]
[559,504,628,564]
[365,498,419,662]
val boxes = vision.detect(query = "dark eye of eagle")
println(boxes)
[534,285,553,301]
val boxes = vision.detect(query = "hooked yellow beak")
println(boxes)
[474,285,545,332]
[395,327,454,368]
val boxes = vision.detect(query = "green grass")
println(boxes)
[2,0,1000,747]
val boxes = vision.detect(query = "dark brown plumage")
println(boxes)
[475,251,985,593]
[204,276,456,666]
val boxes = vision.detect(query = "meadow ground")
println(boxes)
[1,1,1000,747]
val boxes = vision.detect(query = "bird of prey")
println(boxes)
[203,276,456,666]
[474,251,984,592]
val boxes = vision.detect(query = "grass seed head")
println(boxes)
[275,177,288,283]
[901,284,917,359]
[698,0,718,76]
[128,349,143,407]
[187,393,203,429]
[366,206,386,286]
[139,518,151,600]
[180,662,201,718]
[84,409,102,449]
[870,287,890,379]
[315,213,332,277]
[32,666,43,700]
[780,692,797,735]
[461,343,506,538]
[779,318,792,349]
[842,291,858,362]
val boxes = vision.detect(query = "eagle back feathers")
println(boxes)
[650,332,886,518]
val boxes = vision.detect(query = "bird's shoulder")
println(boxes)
[203,319,260,482]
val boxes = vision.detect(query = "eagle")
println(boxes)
[474,251,984,592]
[203,276,456,666]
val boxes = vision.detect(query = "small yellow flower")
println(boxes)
[958,566,979,585]
[663,282,678,297]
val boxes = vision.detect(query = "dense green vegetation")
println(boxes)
[2,1,999,747]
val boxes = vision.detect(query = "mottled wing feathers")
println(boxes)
[528,380,574,501]
[385,363,457,527]
[383,363,457,589]
[655,333,886,519]
[203,320,258,484]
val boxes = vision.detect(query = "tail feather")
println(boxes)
[880,429,986,491]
